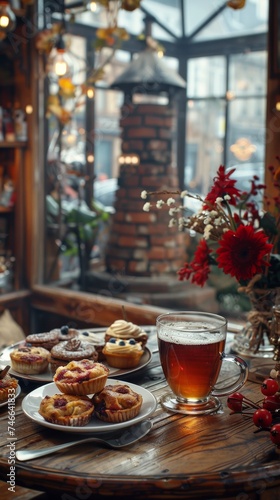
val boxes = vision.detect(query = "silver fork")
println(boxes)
[16,419,153,461]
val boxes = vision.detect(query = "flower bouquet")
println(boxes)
[141,161,280,357]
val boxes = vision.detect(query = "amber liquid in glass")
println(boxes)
[158,331,225,401]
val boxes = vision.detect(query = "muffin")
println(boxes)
[93,384,143,423]
[105,320,148,346]
[0,366,18,402]
[25,330,60,351]
[10,346,50,375]
[53,359,109,396]
[78,330,106,361]
[49,338,98,374]
[51,325,79,342]
[102,338,144,369]
[39,393,94,426]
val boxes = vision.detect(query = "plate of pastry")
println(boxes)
[0,324,152,383]
[22,379,157,433]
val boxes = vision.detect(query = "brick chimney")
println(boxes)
[105,100,186,276]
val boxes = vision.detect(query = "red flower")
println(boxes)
[216,225,273,282]
[178,239,212,287]
[203,165,241,209]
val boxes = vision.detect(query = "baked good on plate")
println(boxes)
[0,366,18,402]
[10,346,50,374]
[105,320,148,346]
[53,359,109,396]
[49,338,98,374]
[25,330,60,351]
[92,383,143,423]
[102,338,144,369]
[39,393,94,426]
[78,330,106,361]
[51,325,79,342]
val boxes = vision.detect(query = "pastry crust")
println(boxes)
[53,359,109,396]
[105,320,148,346]
[39,393,94,426]
[93,384,143,423]
[51,326,79,342]
[10,346,50,374]
[102,338,144,368]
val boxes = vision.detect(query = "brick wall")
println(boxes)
[104,102,187,276]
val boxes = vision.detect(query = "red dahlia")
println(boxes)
[178,239,212,287]
[204,165,241,209]
[216,225,273,282]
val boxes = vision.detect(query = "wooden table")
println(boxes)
[0,327,279,500]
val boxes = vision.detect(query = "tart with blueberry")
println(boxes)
[53,359,109,396]
[102,338,144,369]
[93,384,143,423]
[39,393,94,426]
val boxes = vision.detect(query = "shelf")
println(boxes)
[0,141,27,149]
[0,206,14,214]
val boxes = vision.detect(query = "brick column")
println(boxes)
[104,102,186,277]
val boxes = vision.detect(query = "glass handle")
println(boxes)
[212,354,248,397]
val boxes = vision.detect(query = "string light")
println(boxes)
[48,34,74,79]
[0,0,16,40]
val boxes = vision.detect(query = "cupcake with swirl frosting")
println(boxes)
[105,320,148,346]
[49,338,98,374]
[102,338,144,369]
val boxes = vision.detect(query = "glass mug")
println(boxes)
[157,311,248,415]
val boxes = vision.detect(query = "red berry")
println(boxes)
[253,408,273,429]
[261,378,279,396]
[270,423,280,445]
[227,392,244,412]
[263,394,280,412]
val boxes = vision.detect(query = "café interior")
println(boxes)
[1,1,280,499]
[0,0,277,336]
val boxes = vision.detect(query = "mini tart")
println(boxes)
[10,346,50,375]
[102,338,144,369]
[93,384,143,423]
[78,330,106,361]
[25,331,60,351]
[0,366,18,402]
[53,359,109,396]
[49,339,98,374]
[51,326,79,342]
[39,393,94,426]
[105,320,148,346]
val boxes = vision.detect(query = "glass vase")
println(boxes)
[231,287,280,359]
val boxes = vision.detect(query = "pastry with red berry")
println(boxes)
[39,393,94,426]
[92,383,143,423]
[0,366,18,402]
[53,359,109,396]
[10,346,50,375]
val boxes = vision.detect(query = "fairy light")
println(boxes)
[0,0,16,39]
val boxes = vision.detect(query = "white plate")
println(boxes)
[0,340,152,383]
[22,380,157,433]
[0,384,21,408]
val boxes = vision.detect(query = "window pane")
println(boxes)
[186,0,268,41]
[187,57,226,98]
[226,97,266,170]
[185,99,225,194]
[229,51,267,96]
